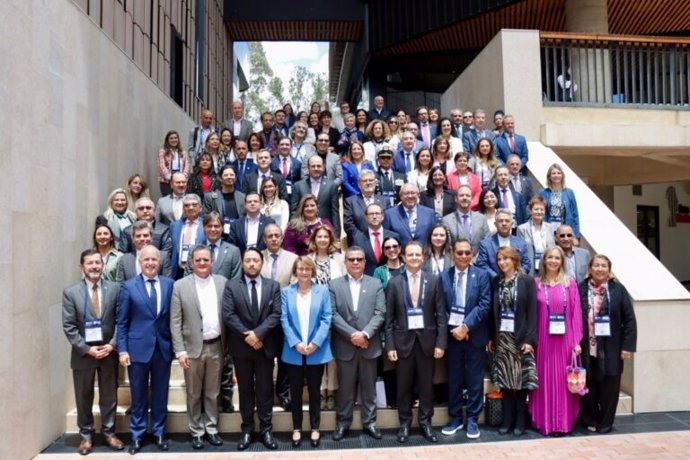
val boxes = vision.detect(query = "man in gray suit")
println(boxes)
[156,172,188,226]
[442,185,491,256]
[185,212,241,280]
[170,245,227,449]
[119,197,173,257]
[301,132,343,186]
[556,224,590,283]
[291,155,341,233]
[116,221,173,281]
[224,100,253,142]
[329,246,386,441]
[62,249,124,455]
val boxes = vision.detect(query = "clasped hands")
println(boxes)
[295,342,319,355]
[350,331,369,349]
[244,330,263,350]
[451,324,469,342]
[87,344,114,360]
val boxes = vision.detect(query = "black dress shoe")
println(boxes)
[237,432,252,451]
[191,436,204,449]
[397,425,410,443]
[154,435,169,451]
[128,440,142,455]
[280,396,293,412]
[261,431,278,450]
[363,424,382,440]
[207,433,223,446]
[420,424,438,443]
[221,402,235,413]
[332,425,348,441]
[498,426,511,435]
[513,426,526,437]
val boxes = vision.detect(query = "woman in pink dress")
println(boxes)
[529,246,583,435]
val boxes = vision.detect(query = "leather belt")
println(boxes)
[203,336,220,345]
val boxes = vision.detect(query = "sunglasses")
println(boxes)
[454,250,472,256]
[347,257,364,262]
[384,245,400,250]
[558,233,573,238]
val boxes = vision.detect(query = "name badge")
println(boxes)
[180,244,192,265]
[500,311,515,333]
[84,320,103,343]
[223,217,233,235]
[594,316,611,337]
[448,306,465,327]
[286,184,292,195]
[534,251,543,272]
[549,314,566,335]
[407,308,424,330]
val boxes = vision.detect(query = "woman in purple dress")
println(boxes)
[283,194,335,256]
[529,246,583,435]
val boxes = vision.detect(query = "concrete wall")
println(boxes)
[0,1,194,458]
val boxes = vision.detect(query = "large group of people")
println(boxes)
[61,97,637,455]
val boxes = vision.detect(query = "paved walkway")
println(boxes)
[34,430,690,459]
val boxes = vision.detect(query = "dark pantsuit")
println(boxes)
[447,339,487,424]
[128,345,172,441]
[234,353,275,434]
[73,355,119,440]
[580,356,621,431]
[287,359,324,430]
[335,355,378,427]
[396,340,435,427]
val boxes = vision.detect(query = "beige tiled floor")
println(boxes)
[34,430,690,459]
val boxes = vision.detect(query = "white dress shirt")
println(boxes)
[194,274,221,341]
[297,290,312,343]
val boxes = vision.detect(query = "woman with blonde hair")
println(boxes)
[538,163,581,243]
[260,177,290,233]
[96,188,136,240]
[123,174,149,212]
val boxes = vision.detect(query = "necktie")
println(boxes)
[250,280,259,313]
[372,231,382,262]
[410,273,419,308]
[91,283,100,318]
[148,279,158,315]
[407,209,416,235]
[239,161,245,181]
[422,123,430,147]
[455,271,465,308]
[209,243,217,262]
[501,189,509,208]
[270,254,278,279]
[173,197,183,220]
[462,214,472,239]
[405,154,412,173]
[183,220,194,244]
[455,124,462,136]
[512,176,522,193]
[282,157,289,177]
[509,134,515,152]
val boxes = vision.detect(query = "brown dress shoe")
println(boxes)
[78,439,92,455]
[103,434,124,451]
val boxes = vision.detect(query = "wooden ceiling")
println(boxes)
[376,0,690,56]
[226,20,362,41]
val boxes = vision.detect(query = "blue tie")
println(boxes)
[148,279,158,315]
[405,154,412,173]
[270,254,278,279]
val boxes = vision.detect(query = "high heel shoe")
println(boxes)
[310,430,320,448]
[292,430,301,448]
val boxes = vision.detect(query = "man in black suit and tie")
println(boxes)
[330,247,386,441]
[228,193,275,254]
[385,241,447,443]
[493,166,528,227]
[343,170,389,236]
[374,145,405,208]
[241,149,288,199]
[223,248,282,451]
[450,109,468,138]
[350,203,399,276]
[229,141,257,188]
[291,154,341,232]
[62,249,124,455]
[203,165,246,235]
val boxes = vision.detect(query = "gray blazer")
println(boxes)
[156,194,184,226]
[202,190,246,222]
[442,211,491,255]
[62,280,120,370]
[184,241,241,280]
[115,251,173,281]
[170,274,228,359]
[566,246,591,284]
[516,220,557,275]
[223,118,253,142]
[301,152,343,186]
[329,275,386,361]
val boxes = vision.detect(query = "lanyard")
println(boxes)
[83,282,96,321]
[544,282,567,316]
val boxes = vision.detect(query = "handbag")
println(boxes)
[566,352,588,395]
[484,391,503,427]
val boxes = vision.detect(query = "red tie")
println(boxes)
[282,157,289,178]
[509,135,515,153]
[372,231,382,262]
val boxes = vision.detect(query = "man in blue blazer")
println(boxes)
[392,131,418,174]
[270,136,302,204]
[383,183,439,247]
[230,141,258,187]
[462,109,496,154]
[350,203,399,276]
[368,95,391,121]
[228,193,275,254]
[117,245,174,454]
[475,210,531,277]
[494,115,529,173]
[493,166,528,227]
[416,106,438,148]
[169,194,206,278]
[440,239,492,439]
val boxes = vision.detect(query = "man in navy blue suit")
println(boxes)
[368,95,391,121]
[169,194,206,278]
[475,209,531,277]
[392,131,418,175]
[416,106,437,148]
[228,193,275,254]
[494,115,529,173]
[383,183,439,246]
[230,141,257,187]
[440,239,491,440]
[117,245,174,454]
[270,136,301,204]
[492,166,528,227]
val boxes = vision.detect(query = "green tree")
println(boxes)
[245,42,274,121]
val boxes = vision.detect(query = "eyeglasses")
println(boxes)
[454,250,472,256]
[384,245,400,250]
[463,115,473,118]
[558,233,573,238]
[347,257,364,262]
[317,139,330,143]
[388,120,398,124]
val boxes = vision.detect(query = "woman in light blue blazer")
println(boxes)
[539,163,581,242]
[281,256,333,448]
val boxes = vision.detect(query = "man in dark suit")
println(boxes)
[375,145,406,207]
[62,249,124,455]
[188,109,218,165]
[439,239,491,439]
[495,115,529,173]
[368,95,391,121]
[441,185,491,255]
[241,149,288,199]
[170,245,227,449]
[117,245,174,454]
[506,154,534,203]
[223,248,282,451]
[203,165,246,237]
[475,210,531,277]
[229,141,257,188]
[450,109,469,138]
[493,166,528,227]
[301,132,343,186]
[118,197,172,256]
[116,221,173,281]
[383,183,439,246]
[228,193,275,254]
[224,100,253,142]
[291,154,341,232]
[462,109,496,154]
[343,170,390,236]
[330,247,387,441]
[270,136,302,204]
[351,203,399,276]
[392,131,418,174]
[416,106,437,148]
[385,241,447,443]
[156,172,188,225]
[170,194,206,277]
